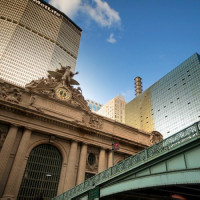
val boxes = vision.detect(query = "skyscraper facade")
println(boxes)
[98,95,126,123]
[0,0,82,87]
[126,53,200,138]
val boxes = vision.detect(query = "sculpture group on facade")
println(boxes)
[0,64,104,130]
[25,64,79,90]
[24,64,90,110]
[0,80,22,104]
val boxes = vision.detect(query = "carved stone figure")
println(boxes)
[82,113,103,130]
[29,95,43,112]
[77,87,82,94]
[61,65,79,86]
[150,131,163,145]
[0,85,7,99]
[0,83,22,104]
[48,64,79,87]
[25,64,91,112]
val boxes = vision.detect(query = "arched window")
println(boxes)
[18,144,62,200]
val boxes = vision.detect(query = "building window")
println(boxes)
[93,105,96,111]
[89,104,92,110]
[18,144,62,199]
[85,172,95,180]
[88,153,96,166]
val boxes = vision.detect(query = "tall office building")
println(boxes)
[126,53,200,138]
[0,0,82,87]
[86,99,103,113]
[98,95,126,123]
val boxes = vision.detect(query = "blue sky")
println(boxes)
[47,0,200,104]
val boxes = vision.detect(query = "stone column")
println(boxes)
[98,148,106,173]
[57,162,67,195]
[77,143,88,184]
[64,141,78,191]
[3,128,32,199]
[0,125,18,185]
[108,150,113,168]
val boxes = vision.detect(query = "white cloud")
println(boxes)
[49,0,81,18]
[48,0,121,28]
[83,0,121,27]
[107,33,116,43]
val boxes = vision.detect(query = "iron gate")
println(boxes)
[17,144,62,200]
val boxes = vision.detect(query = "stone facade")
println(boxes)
[0,72,152,199]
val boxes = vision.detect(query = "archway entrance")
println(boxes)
[17,144,62,200]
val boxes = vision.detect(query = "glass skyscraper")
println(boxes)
[0,0,82,87]
[126,53,200,138]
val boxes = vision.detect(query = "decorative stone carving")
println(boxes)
[82,113,103,130]
[89,115,103,129]
[150,131,163,145]
[86,147,99,172]
[0,82,22,104]
[25,64,91,112]
[29,95,43,112]
[48,64,79,86]
[49,135,56,143]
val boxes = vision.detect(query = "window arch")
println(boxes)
[18,144,62,199]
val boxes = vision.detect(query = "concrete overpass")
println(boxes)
[54,121,200,200]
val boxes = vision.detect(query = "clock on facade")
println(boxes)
[56,88,71,101]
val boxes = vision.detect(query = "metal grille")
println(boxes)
[17,144,62,200]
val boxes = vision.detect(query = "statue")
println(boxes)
[24,63,90,112]
[48,64,79,86]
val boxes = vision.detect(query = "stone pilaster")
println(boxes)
[64,141,78,190]
[0,125,18,186]
[77,143,88,184]
[57,162,67,195]
[2,128,31,199]
[108,150,113,168]
[98,148,106,173]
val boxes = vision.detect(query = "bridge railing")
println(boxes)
[54,121,200,200]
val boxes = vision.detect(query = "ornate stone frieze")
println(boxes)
[0,81,22,104]
[82,113,103,130]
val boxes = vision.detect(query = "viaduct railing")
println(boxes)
[54,121,200,200]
